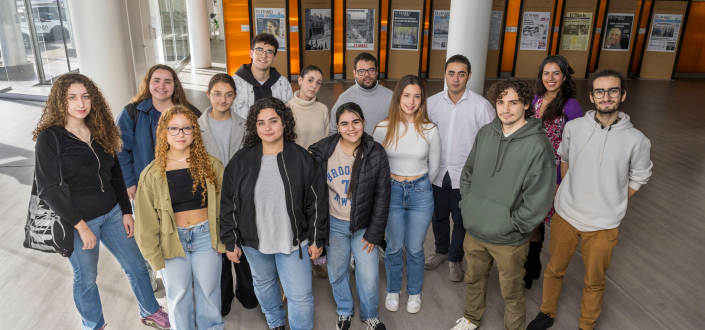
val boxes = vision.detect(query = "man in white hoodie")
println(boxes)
[527,69,653,330]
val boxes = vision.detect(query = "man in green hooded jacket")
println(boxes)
[449,78,556,330]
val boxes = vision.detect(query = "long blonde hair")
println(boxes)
[377,75,434,149]
[154,106,219,204]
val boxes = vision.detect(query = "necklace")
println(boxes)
[66,124,89,142]
[167,157,188,162]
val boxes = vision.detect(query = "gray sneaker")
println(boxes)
[449,262,464,282]
[425,253,448,270]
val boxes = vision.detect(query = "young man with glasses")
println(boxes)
[233,33,293,118]
[528,69,653,330]
[425,55,496,282]
[329,52,393,136]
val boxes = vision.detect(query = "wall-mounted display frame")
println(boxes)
[298,0,334,79]
[594,0,645,78]
[486,0,509,78]
[555,0,600,78]
[385,0,427,80]
[249,0,291,79]
[343,0,382,80]
[638,0,691,79]
[512,0,559,78]
[426,0,451,79]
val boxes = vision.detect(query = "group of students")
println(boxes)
[31,32,652,330]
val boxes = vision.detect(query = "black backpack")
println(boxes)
[124,101,202,130]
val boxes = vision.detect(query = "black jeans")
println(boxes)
[431,172,466,263]
[221,252,259,310]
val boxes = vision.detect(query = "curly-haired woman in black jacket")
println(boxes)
[220,97,328,330]
[308,102,391,330]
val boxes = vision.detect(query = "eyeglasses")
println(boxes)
[591,88,623,99]
[355,68,378,76]
[211,92,235,101]
[167,126,193,136]
[254,47,275,57]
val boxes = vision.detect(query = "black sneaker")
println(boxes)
[337,315,352,330]
[527,312,554,330]
[273,326,284,330]
[364,317,386,330]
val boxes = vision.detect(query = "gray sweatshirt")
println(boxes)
[555,110,653,232]
[198,107,247,166]
[329,81,393,136]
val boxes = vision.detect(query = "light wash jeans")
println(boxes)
[327,215,380,320]
[161,221,224,330]
[68,204,160,330]
[242,243,314,330]
[385,173,434,296]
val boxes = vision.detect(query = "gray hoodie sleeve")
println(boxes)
[629,140,653,191]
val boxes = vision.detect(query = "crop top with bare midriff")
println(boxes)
[166,168,207,213]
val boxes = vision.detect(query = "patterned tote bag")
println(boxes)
[23,129,74,257]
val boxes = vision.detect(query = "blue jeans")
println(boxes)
[385,173,434,296]
[242,244,314,330]
[161,221,224,330]
[68,204,160,330]
[327,215,380,321]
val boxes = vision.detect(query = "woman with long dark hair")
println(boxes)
[309,102,390,330]
[373,75,441,314]
[220,97,328,330]
[524,55,583,289]
[134,105,226,329]
[33,73,169,330]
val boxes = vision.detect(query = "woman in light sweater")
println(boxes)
[287,65,329,150]
[373,75,441,314]
[197,73,259,315]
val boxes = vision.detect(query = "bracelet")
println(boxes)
[78,227,89,233]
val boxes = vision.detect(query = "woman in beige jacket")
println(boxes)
[134,105,226,330]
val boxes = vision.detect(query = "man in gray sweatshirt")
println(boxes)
[528,69,653,330]
[329,52,393,136]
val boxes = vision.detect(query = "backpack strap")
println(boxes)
[125,101,140,132]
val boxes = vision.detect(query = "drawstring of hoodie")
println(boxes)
[599,130,609,165]
[491,132,513,176]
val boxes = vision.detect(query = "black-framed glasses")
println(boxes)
[254,47,275,57]
[356,68,378,76]
[167,126,193,136]
[591,88,623,99]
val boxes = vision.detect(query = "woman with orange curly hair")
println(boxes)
[33,73,169,330]
[134,106,226,330]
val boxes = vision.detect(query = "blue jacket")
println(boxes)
[116,98,201,187]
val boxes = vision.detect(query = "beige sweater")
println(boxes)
[287,90,330,149]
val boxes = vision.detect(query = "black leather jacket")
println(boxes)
[308,133,390,245]
[220,141,328,257]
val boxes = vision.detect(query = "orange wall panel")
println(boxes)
[676,2,705,72]
[632,0,651,73]
[588,0,607,71]
[501,0,521,72]
[290,0,300,75]
[421,0,431,73]
[334,0,343,74]
[381,0,389,73]
[223,0,252,75]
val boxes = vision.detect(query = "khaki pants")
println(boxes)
[463,233,529,330]
[540,213,619,330]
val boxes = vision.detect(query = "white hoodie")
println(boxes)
[555,110,653,232]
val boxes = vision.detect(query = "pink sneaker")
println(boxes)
[140,307,170,329]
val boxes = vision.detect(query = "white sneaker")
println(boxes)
[385,292,399,312]
[406,293,422,313]
[450,318,479,330]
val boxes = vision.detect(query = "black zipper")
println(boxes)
[280,149,303,259]
[67,134,104,192]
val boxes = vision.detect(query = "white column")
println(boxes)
[68,0,133,116]
[186,0,212,68]
[445,0,493,94]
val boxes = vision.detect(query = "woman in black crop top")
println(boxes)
[134,105,227,329]
[33,74,168,330]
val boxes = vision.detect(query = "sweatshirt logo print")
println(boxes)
[328,165,351,206]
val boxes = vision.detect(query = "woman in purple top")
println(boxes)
[524,55,583,289]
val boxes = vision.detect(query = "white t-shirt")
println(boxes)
[373,121,441,183]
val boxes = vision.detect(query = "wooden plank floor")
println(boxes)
[1,40,703,329]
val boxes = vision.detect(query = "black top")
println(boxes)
[166,168,207,213]
[35,126,132,226]
[220,141,329,254]
[308,132,391,245]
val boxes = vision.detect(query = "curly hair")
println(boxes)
[32,73,122,156]
[132,64,190,107]
[534,55,577,122]
[242,97,297,148]
[487,78,535,119]
[154,105,219,204]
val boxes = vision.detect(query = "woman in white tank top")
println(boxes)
[373,75,441,314]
